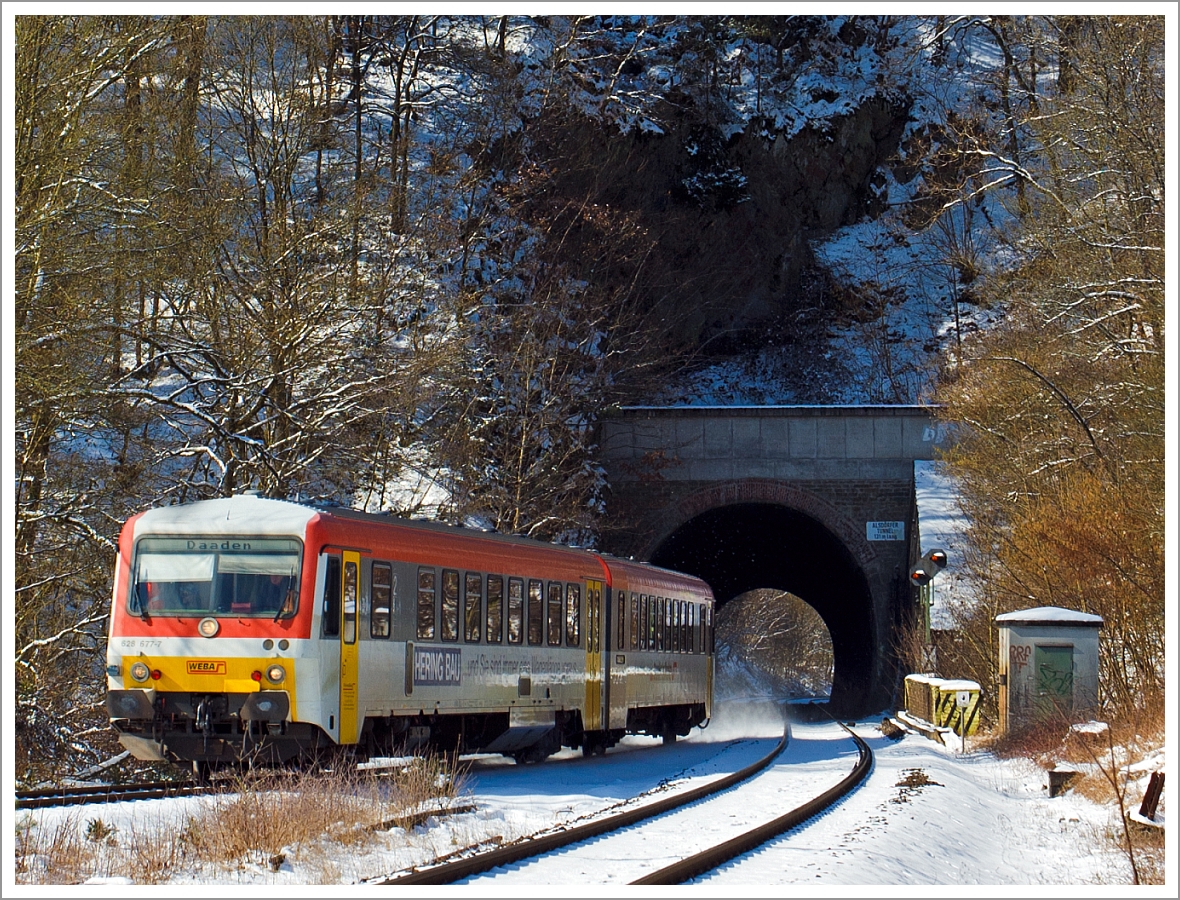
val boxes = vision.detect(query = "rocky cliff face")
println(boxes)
[530,95,910,349]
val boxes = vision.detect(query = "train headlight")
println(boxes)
[129,661,151,683]
[198,617,220,638]
[265,664,286,685]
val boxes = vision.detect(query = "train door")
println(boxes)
[705,602,714,718]
[583,580,604,731]
[339,551,361,744]
[320,555,342,742]
[607,588,629,730]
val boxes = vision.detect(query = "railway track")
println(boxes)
[379,715,869,886]
[635,722,871,884]
[15,780,210,810]
[378,710,795,885]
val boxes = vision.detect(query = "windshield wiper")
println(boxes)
[273,592,295,623]
[129,592,151,621]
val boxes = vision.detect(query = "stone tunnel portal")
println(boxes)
[648,502,876,712]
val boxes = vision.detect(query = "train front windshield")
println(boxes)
[130,537,302,618]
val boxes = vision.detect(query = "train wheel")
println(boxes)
[514,744,551,765]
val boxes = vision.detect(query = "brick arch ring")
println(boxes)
[644,478,879,568]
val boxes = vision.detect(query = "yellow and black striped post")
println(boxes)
[935,687,980,736]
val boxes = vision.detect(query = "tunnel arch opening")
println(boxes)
[648,502,876,712]
[716,590,835,700]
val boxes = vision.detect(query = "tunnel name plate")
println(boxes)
[866,521,905,541]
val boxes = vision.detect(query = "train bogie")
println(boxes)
[105,495,714,772]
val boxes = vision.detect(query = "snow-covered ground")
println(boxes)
[11,696,1164,892]
[702,719,1149,888]
[914,458,976,629]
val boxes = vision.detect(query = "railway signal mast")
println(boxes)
[910,548,948,651]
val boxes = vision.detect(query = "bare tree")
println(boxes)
[934,16,1164,716]
[717,591,834,698]
[15,15,176,780]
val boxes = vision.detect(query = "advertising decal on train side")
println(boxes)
[414,647,462,686]
[464,653,579,680]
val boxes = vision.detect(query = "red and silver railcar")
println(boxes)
[106,494,714,775]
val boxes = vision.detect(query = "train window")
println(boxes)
[527,580,544,645]
[546,583,563,645]
[617,592,625,650]
[587,586,598,653]
[133,536,300,618]
[323,556,341,637]
[640,595,649,650]
[673,600,681,652]
[646,594,656,651]
[627,594,637,651]
[565,584,581,647]
[687,602,695,653]
[371,563,392,639]
[487,576,504,643]
[441,570,459,642]
[651,598,659,652]
[629,594,638,650]
[657,598,664,650]
[343,560,358,644]
[465,572,482,643]
[659,598,668,652]
[416,568,436,640]
[507,577,524,644]
[594,586,602,653]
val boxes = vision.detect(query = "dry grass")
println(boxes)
[188,756,461,859]
[977,719,1066,762]
[978,706,1166,885]
[15,811,97,885]
[1128,827,1166,886]
[111,812,190,884]
[15,753,467,885]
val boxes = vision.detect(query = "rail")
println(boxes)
[381,717,792,885]
[15,780,210,810]
[631,722,872,884]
